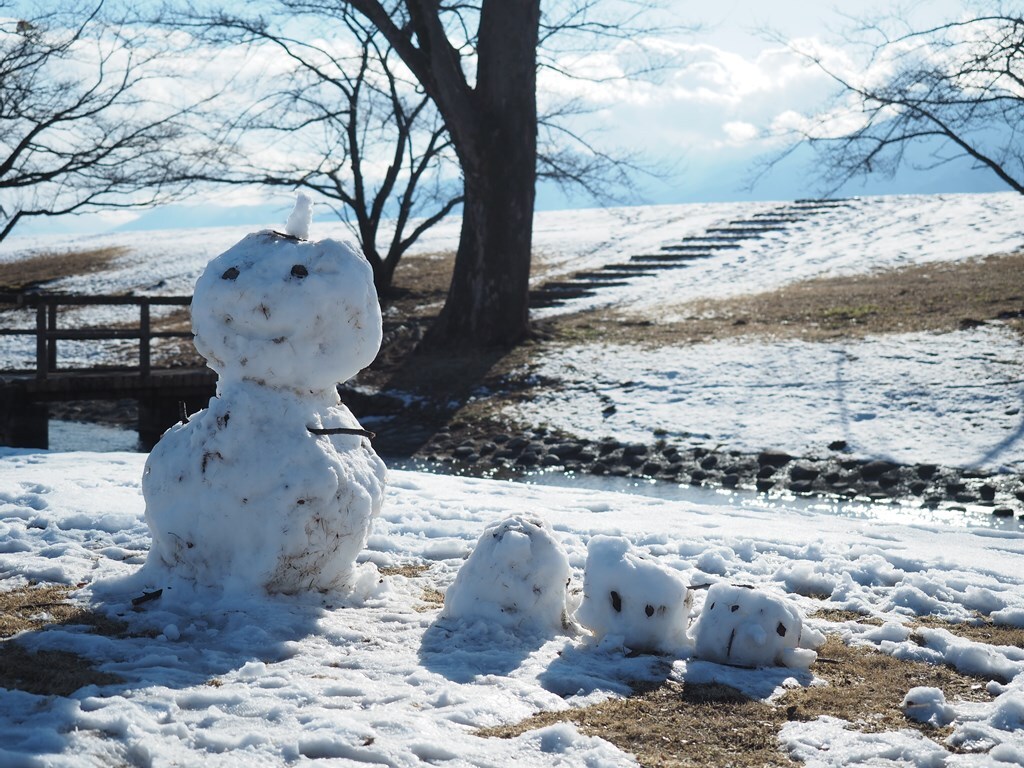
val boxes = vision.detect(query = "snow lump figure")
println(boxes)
[141,194,386,595]
[691,583,824,669]
[576,535,692,655]
[441,516,577,634]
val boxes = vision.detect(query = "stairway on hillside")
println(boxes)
[528,198,857,310]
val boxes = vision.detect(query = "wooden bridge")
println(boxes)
[0,293,215,449]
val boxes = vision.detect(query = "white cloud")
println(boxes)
[722,120,759,144]
[539,35,847,159]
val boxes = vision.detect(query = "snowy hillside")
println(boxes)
[2,192,1023,312]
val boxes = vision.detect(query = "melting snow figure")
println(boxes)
[576,535,692,654]
[691,583,824,669]
[442,516,576,633]
[901,687,956,728]
[142,195,386,594]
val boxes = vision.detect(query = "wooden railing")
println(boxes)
[0,293,193,380]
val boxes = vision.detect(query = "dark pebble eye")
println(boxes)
[221,267,239,280]
[290,264,308,278]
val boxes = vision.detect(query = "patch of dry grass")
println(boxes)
[375,563,445,612]
[813,609,1024,650]
[0,583,126,638]
[481,633,996,767]
[0,246,128,293]
[419,587,445,607]
[0,643,123,696]
[779,635,988,736]
[913,616,1024,649]
[379,564,432,578]
[559,251,1024,346]
[0,583,129,696]
[810,608,884,626]
[481,680,794,767]
[385,250,456,313]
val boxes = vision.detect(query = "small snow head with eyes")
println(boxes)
[191,198,382,393]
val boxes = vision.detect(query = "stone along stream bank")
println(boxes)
[413,424,1024,519]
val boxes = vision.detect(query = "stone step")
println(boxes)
[630,253,702,264]
[573,270,648,281]
[730,218,798,226]
[600,263,674,273]
[661,242,740,252]
[679,233,750,241]
[703,227,772,236]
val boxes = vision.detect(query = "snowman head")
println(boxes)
[191,230,382,392]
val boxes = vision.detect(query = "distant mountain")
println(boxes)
[114,202,294,232]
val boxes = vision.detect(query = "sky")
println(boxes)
[10,0,1007,237]
[531,0,999,209]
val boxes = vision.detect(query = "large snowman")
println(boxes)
[142,195,387,595]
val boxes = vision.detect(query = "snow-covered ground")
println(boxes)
[2,191,1024,764]
[508,326,1024,472]
[2,450,1024,766]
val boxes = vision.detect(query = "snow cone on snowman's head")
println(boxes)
[191,194,382,393]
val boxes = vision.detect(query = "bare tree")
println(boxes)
[186,9,462,295]
[0,4,211,242]
[271,0,659,350]
[187,3,650,301]
[351,0,541,350]
[787,8,1024,194]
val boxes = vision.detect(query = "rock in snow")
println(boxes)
[692,582,825,668]
[142,198,386,594]
[441,515,576,633]
[576,535,692,654]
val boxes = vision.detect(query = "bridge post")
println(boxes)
[139,395,184,450]
[0,387,48,449]
[47,302,57,372]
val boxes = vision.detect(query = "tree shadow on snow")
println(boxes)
[537,641,676,698]
[0,580,330,760]
[681,658,814,700]
[537,641,812,702]
[417,618,548,683]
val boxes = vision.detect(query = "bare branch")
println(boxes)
[770,8,1024,195]
[0,4,223,241]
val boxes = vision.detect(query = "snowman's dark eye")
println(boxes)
[291,264,308,278]
[222,267,239,280]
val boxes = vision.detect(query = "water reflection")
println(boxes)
[36,424,1023,534]
[48,420,140,453]
[393,458,1024,534]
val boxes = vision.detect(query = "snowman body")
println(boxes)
[142,227,386,594]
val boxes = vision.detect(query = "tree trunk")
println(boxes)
[423,0,539,350]
[359,244,388,295]
[428,154,534,347]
